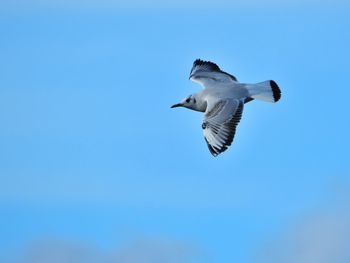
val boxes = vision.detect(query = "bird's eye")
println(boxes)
[186,98,191,103]
[193,98,196,103]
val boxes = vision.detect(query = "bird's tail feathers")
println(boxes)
[246,80,281,103]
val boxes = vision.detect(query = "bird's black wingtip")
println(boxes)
[270,80,281,102]
[192,59,221,71]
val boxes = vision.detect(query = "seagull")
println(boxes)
[171,59,281,157]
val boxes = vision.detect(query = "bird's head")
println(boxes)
[171,94,197,110]
[171,94,206,112]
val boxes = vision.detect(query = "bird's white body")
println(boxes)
[171,59,281,156]
[192,84,248,111]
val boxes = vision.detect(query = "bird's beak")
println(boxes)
[171,103,183,108]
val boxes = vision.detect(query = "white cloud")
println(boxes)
[255,184,350,263]
[3,238,203,263]
[1,0,348,11]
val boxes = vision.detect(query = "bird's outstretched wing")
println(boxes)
[202,98,244,156]
[189,59,238,89]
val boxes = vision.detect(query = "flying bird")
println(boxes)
[171,59,281,157]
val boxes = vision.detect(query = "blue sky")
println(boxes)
[1,2,350,263]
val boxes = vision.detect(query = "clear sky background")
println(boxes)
[1,1,350,263]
